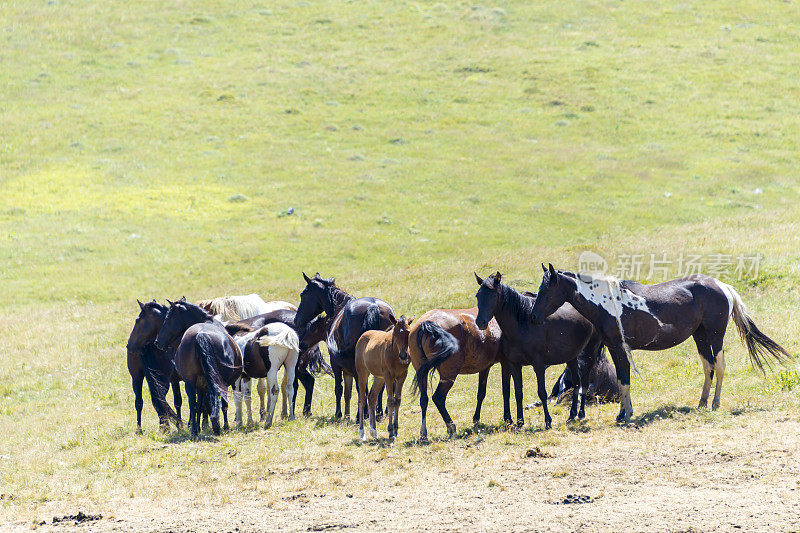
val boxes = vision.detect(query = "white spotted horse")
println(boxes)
[531,264,792,424]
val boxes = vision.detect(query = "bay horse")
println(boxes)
[356,316,412,440]
[125,299,183,432]
[409,307,518,439]
[474,272,603,428]
[531,264,793,423]
[155,298,245,437]
[294,272,396,419]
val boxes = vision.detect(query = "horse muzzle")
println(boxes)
[531,313,544,326]
[475,318,488,330]
[399,351,410,364]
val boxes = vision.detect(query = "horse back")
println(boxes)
[330,297,395,358]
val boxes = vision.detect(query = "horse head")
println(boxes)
[531,263,569,325]
[474,271,503,330]
[393,315,412,363]
[127,299,168,353]
[295,272,336,328]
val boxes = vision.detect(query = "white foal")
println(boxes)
[257,323,300,428]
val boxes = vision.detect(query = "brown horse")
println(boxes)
[356,316,412,440]
[294,272,396,419]
[155,298,244,437]
[531,264,793,423]
[409,308,518,439]
[126,299,182,432]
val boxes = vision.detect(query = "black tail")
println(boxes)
[362,304,382,332]
[140,345,179,425]
[411,321,459,396]
[305,345,333,377]
[196,333,225,420]
[728,285,794,372]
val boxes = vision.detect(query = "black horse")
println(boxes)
[474,272,603,428]
[294,272,396,419]
[531,264,792,423]
[126,300,183,432]
[550,350,619,405]
[155,298,244,437]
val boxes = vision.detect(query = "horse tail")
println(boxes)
[362,304,382,332]
[196,333,225,420]
[721,282,793,372]
[140,347,179,424]
[306,346,333,377]
[258,325,300,354]
[411,321,459,396]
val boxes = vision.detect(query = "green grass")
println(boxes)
[1,0,800,525]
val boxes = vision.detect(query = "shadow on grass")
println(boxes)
[633,404,693,427]
[162,431,220,444]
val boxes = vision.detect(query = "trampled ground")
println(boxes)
[2,0,800,531]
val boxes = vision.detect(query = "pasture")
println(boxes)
[2,0,800,530]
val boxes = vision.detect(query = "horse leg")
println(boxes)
[264,367,280,429]
[711,339,726,411]
[419,374,430,440]
[473,367,490,425]
[281,371,288,420]
[375,381,385,422]
[500,361,512,425]
[432,380,456,439]
[566,359,580,421]
[172,378,183,429]
[693,327,715,409]
[610,345,633,424]
[534,366,552,429]
[343,372,353,419]
[333,364,344,419]
[368,377,383,439]
[357,371,369,441]
[298,370,315,417]
[132,372,145,434]
[385,379,395,438]
[221,395,229,431]
[512,364,525,427]
[291,368,300,415]
[393,377,403,438]
[285,359,297,422]
[185,382,198,439]
[233,378,244,426]
[257,378,266,423]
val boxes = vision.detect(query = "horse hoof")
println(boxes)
[578,412,585,420]
[516,419,524,428]
[135,428,143,435]
[447,423,457,439]
[711,403,719,411]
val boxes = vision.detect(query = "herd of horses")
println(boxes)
[126,266,792,440]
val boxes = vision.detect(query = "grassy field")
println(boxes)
[2,0,800,530]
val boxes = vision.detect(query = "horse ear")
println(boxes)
[494,271,502,283]
[137,299,145,310]
[303,272,312,284]
[474,272,484,286]
[166,299,173,306]
[548,263,558,284]
[180,296,187,302]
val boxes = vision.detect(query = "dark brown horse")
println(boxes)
[294,273,396,419]
[549,350,619,405]
[531,264,793,423]
[126,300,182,432]
[474,272,603,428]
[409,307,517,439]
[155,298,244,437]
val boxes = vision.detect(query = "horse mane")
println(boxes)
[141,300,168,314]
[196,294,268,322]
[325,282,354,311]
[496,280,537,324]
[176,301,217,324]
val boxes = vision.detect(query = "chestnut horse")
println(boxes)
[531,264,793,423]
[409,308,520,439]
[155,298,244,437]
[125,300,183,432]
[356,316,412,440]
[294,273,396,419]
[474,272,604,428]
